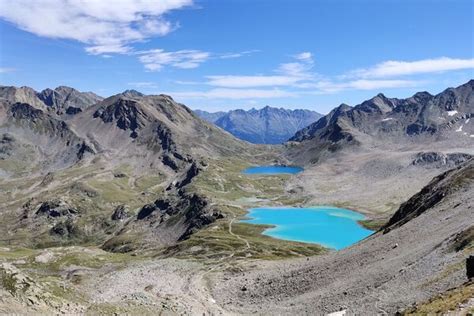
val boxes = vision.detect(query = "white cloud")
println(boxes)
[350,57,474,78]
[313,79,420,93]
[0,0,258,71]
[277,62,313,78]
[128,82,157,88]
[205,75,302,88]
[204,52,315,88]
[0,0,192,54]
[219,50,260,59]
[294,52,313,62]
[137,49,210,71]
[277,52,314,78]
[0,67,15,73]
[86,45,133,55]
[159,54,471,103]
[136,49,262,71]
[168,88,296,99]
[170,54,468,98]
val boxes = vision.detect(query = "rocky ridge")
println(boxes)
[288,80,474,164]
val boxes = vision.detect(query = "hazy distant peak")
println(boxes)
[195,106,323,144]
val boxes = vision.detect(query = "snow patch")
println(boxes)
[447,110,458,116]
[470,135,474,138]
[455,125,463,132]
[382,118,393,121]
[328,310,347,316]
[466,118,470,124]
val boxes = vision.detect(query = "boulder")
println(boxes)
[467,255,474,279]
[35,200,78,218]
[111,205,131,221]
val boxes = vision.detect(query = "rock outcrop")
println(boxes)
[35,200,78,218]
[467,256,474,279]
[383,159,473,232]
[111,205,131,221]
[412,152,473,168]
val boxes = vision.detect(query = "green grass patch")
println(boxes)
[0,270,18,294]
[358,219,386,230]
[404,281,474,315]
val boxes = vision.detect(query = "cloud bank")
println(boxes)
[0,0,192,54]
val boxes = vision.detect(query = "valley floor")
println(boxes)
[1,144,473,315]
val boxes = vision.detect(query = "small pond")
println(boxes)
[242,165,303,175]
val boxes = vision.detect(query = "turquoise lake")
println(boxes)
[241,207,373,250]
[242,166,303,175]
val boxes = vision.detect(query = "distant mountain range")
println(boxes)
[195,106,323,144]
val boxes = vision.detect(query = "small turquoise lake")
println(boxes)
[242,166,303,175]
[241,207,373,250]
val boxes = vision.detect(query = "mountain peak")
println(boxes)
[337,103,352,111]
[36,86,103,111]
[54,85,77,93]
[413,91,433,100]
[120,89,145,98]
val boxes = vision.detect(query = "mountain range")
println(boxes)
[287,80,474,164]
[0,81,473,314]
[195,106,323,144]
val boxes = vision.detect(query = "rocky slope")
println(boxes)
[196,106,323,144]
[0,101,94,175]
[0,86,262,252]
[68,92,251,172]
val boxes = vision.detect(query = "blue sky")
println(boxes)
[0,0,473,113]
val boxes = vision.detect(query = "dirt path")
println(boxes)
[179,210,256,314]
[228,210,251,250]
